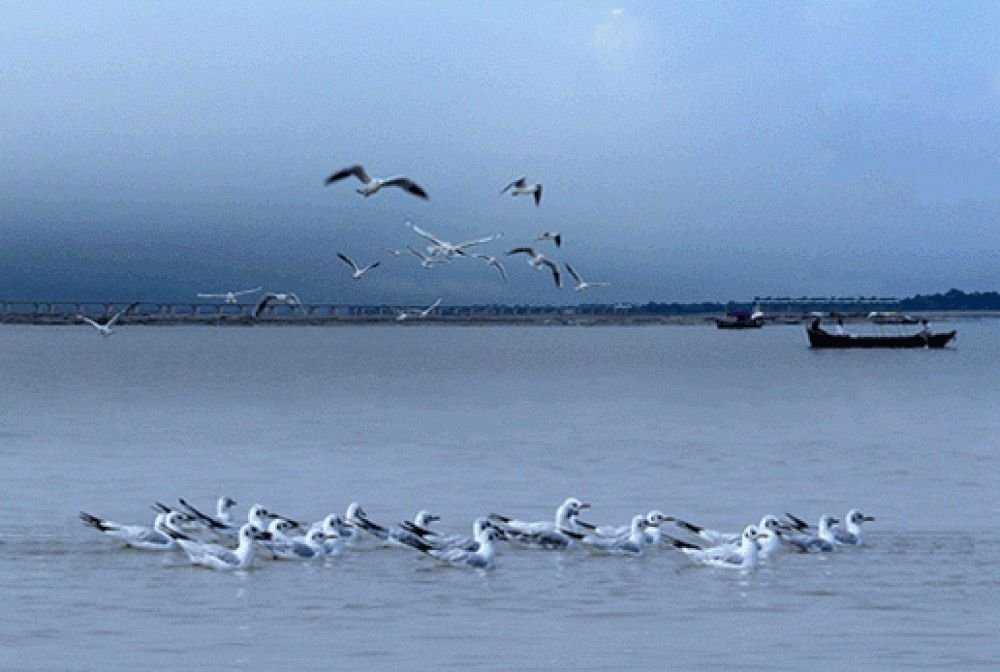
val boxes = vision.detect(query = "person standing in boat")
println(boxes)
[919,319,931,339]
[835,317,846,335]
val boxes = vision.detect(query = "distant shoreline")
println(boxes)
[2,310,998,328]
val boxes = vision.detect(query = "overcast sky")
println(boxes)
[2,1,999,304]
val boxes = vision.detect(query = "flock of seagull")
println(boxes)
[79,496,875,573]
[74,164,610,335]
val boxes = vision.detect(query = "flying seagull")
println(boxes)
[472,254,508,282]
[500,176,543,206]
[76,302,139,336]
[536,232,561,247]
[253,292,304,319]
[196,287,262,304]
[565,263,610,292]
[507,247,562,288]
[406,221,501,258]
[406,246,451,269]
[324,164,429,200]
[337,253,381,280]
[396,298,442,322]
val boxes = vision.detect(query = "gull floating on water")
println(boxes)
[79,510,190,550]
[324,164,429,200]
[779,514,837,552]
[472,254,508,282]
[668,524,766,571]
[399,525,501,570]
[76,302,139,337]
[500,176,542,206]
[337,253,381,280]
[253,292,304,319]
[561,514,659,555]
[831,509,875,545]
[507,247,562,288]
[564,263,610,292]
[406,221,501,258]
[536,232,561,247]
[196,287,262,304]
[399,517,504,553]
[168,523,270,571]
[488,497,590,550]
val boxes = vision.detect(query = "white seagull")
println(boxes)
[396,298,442,322]
[500,176,543,206]
[398,517,503,552]
[406,221,501,258]
[196,287,262,304]
[668,524,766,571]
[561,514,659,556]
[399,525,501,571]
[779,513,837,552]
[324,164,429,200]
[488,497,591,550]
[406,246,451,269]
[169,523,270,571]
[472,254,508,282]
[832,509,875,545]
[79,510,190,550]
[565,263,610,292]
[536,232,561,247]
[506,247,562,288]
[76,302,139,337]
[337,253,381,280]
[253,292,304,319]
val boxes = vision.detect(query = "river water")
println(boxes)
[1,322,997,670]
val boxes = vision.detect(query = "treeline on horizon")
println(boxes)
[431,288,1000,315]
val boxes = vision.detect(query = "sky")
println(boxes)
[2,1,999,304]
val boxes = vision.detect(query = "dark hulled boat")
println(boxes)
[806,320,955,349]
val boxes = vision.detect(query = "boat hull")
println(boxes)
[807,328,956,349]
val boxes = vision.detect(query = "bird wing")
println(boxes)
[383,177,429,200]
[500,176,526,194]
[507,247,536,257]
[423,298,442,314]
[540,259,562,287]
[197,293,225,299]
[564,263,583,285]
[253,294,277,318]
[337,253,360,272]
[407,222,447,247]
[493,260,508,282]
[533,184,542,206]
[325,164,370,185]
[406,245,428,261]
[361,261,381,273]
[456,232,501,249]
[107,302,139,327]
[80,316,103,330]
[233,287,263,296]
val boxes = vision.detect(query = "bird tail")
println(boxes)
[79,511,113,532]
[663,534,701,551]
[396,534,433,554]
[675,519,704,535]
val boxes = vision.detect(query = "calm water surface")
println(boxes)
[1,323,998,670]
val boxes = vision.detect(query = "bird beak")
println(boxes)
[578,502,592,511]
[863,516,875,522]
[254,531,273,541]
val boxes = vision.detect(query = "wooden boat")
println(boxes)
[806,323,955,349]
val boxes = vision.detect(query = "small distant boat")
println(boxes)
[715,307,764,330]
[807,319,955,349]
